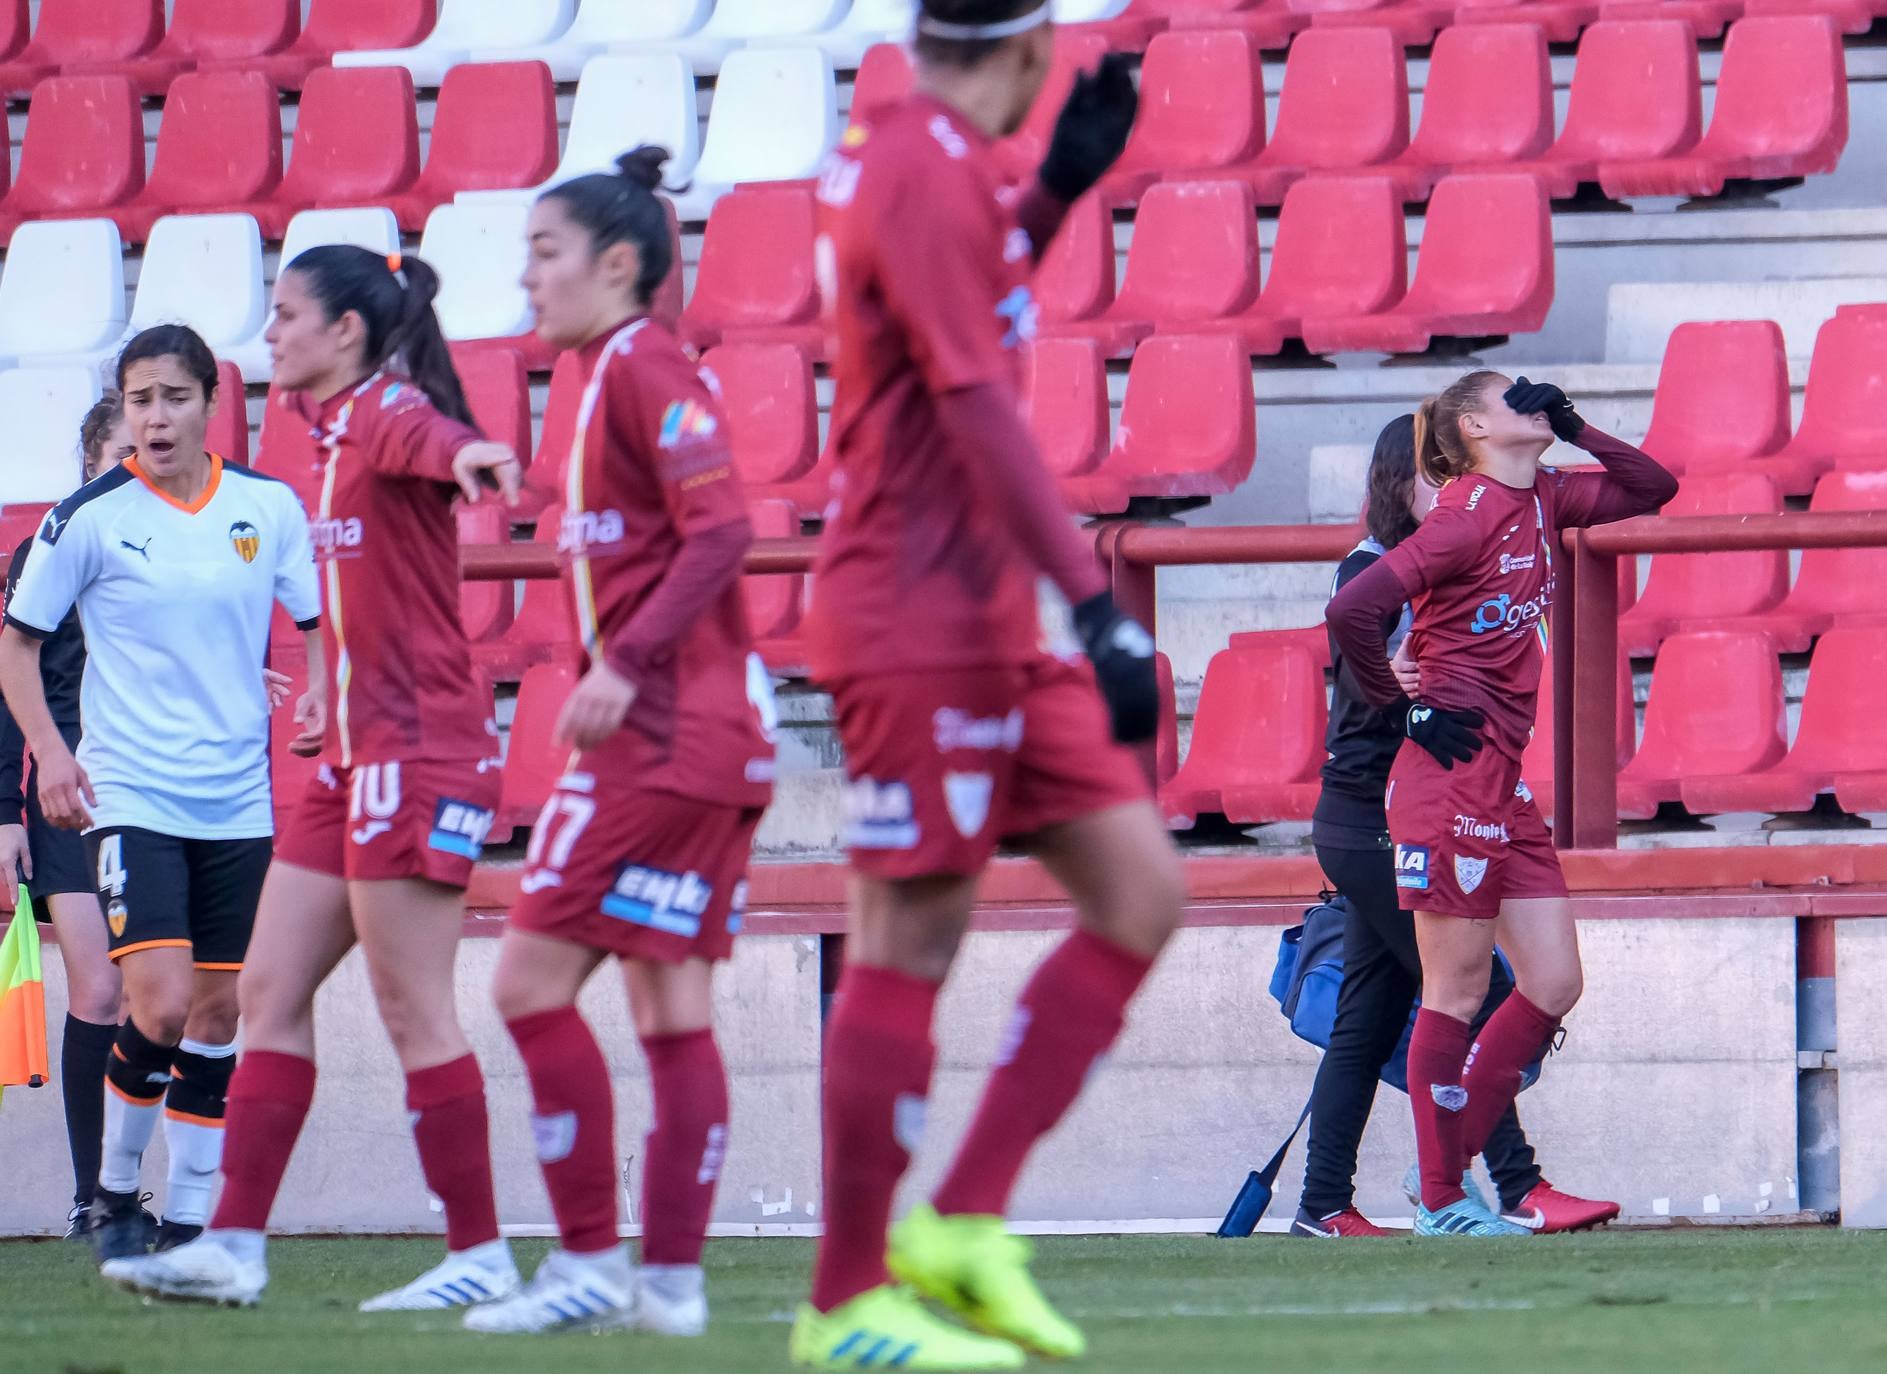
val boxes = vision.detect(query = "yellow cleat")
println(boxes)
[789,1284,1026,1370]
[888,1204,1087,1361]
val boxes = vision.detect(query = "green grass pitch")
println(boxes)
[4,1229,1886,1374]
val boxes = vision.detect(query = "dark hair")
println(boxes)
[538,147,674,306]
[915,0,1041,68]
[115,325,219,400]
[78,391,125,475]
[281,244,475,427]
[1365,413,1420,551]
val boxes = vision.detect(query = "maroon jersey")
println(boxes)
[299,374,497,770]
[557,317,774,809]
[808,94,1047,681]
[1330,428,1676,761]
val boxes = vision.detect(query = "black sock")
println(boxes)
[61,1013,117,1208]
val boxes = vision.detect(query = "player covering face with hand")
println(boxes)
[793,3,1181,1368]
[1326,373,1675,1238]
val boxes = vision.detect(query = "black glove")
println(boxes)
[1072,591,1159,744]
[1039,52,1138,204]
[1504,376,1584,443]
[1389,697,1485,770]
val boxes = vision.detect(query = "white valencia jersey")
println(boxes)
[4,457,321,838]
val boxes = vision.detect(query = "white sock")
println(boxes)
[163,1037,236,1225]
[101,1088,163,1195]
[207,1228,267,1264]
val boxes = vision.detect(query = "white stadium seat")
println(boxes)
[480,0,710,81]
[458,53,700,204]
[654,0,851,73]
[335,0,578,87]
[129,215,269,372]
[667,46,840,221]
[418,203,535,345]
[0,220,126,367]
[1052,0,1136,19]
[0,367,104,506]
[222,208,402,379]
[812,0,916,69]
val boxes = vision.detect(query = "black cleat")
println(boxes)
[154,1220,204,1252]
[90,1187,154,1263]
[65,1199,95,1241]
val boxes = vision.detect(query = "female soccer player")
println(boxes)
[792,3,1178,1368]
[1326,373,1676,1237]
[0,326,324,1261]
[0,395,138,1237]
[1294,414,1618,1240]
[461,146,774,1339]
[99,248,524,1311]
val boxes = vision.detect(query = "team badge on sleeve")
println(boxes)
[658,400,719,449]
[1394,844,1430,891]
[229,520,261,563]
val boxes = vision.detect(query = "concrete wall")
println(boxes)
[0,917,1797,1235]
[1838,920,1887,1226]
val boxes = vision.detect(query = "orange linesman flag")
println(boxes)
[0,883,49,1093]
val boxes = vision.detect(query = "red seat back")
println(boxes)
[1796,310,1887,468]
[23,0,162,65]
[1032,192,1116,326]
[1109,334,1255,496]
[1023,338,1109,478]
[525,352,586,503]
[1632,473,1789,623]
[420,61,559,199]
[1781,471,1887,619]
[206,361,251,466]
[1642,320,1791,472]
[1175,641,1329,791]
[1628,630,1787,783]
[255,386,324,509]
[508,506,578,652]
[457,502,514,643]
[1520,646,1634,813]
[852,42,914,117]
[142,71,285,210]
[704,344,819,488]
[1555,21,1701,162]
[166,0,300,61]
[742,498,803,640]
[500,659,581,821]
[650,197,685,329]
[450,345,532,468]
[1402,173,1552,326]
[280,66,421,204]
[1115,30,1267,176]
[685,186,821,335]
[301,0,437,55]
[1262,176,1407,319]
[1110,180,1260,327]
[1789,626,1887,774]
[1409,24,1554,166]
[1264,28,1409,169]
[1703,16,1846,172]
[11,76,145,216]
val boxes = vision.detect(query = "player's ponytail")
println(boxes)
[538,146,675,307]
[282,244,477,429]
[1414,369,1504,487]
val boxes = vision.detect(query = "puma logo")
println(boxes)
[120,538,153,562]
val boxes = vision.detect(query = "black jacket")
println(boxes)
[1312,542,1408,838]
[0,535,85,827]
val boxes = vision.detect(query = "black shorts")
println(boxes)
[25,726,95,903]
[84,826,273,969]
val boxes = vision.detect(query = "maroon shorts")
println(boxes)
[508,776,764,964]
[1386,740,1567,920]
[831,655,1150,880]
[275,759,500,890]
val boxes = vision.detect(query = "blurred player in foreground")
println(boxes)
[0,325,322,1260]
[462,146,776,1339]
[100,248,523,1309]
[1326,374,1674,1237]
[792,3,1184,1367]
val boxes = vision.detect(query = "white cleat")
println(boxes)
[462,1246,636,1335]
[635,1264,707,1337]
[101,1234,267,1307]
[359,1238,521,1312]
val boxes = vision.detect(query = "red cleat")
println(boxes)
[1289,1206,1391,1238]
[1500,1183,1621,1234]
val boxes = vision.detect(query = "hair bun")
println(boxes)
[615,146,670,192]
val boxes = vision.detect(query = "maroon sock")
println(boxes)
[1459,992,1560,1161]
[211,1050,315,1231]
[1408,1009,1474,1211]
[809,964,940,1314]
[639,1028,729,1266]
[507,1006,620,1254]
[933,929,1153,1219]
[406,1053,500,1251]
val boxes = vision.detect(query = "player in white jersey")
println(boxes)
[0,325,323,1262]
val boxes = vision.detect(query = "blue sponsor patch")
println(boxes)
[1394,844,1431,891]
[428,798,495,860]
[601,864,713,939]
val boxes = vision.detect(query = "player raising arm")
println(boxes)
[793,4,1181,1369]
[1325,373,1675,1237]
[100,248,523,1310]
[0,326,322,1261]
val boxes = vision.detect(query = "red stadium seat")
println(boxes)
[1228,624,1333,670]
[1161,638,1327,827]
[1022,336,1130,513]
[1032,192,1117,330]
[499,659,581,827]
[1200,176,1407,355]
[1600,17,1845,200]
[1053,180,1259,356]
[1617,473,1788,656]
[1743,0,1885,35]
[1062,0,1168,49]
[1504,21,1701,199]
[1615,630,1786,819]
[254,386,323,509]
[996,31,1112,176]
[0,0,169,97]
[521,353,585,513]
[1454,0,1600,41]
[1301,0,1451,45]
[245,0,437,89]
[705,344,821,491]
[850,41,914,118]
[650,198,685,330]
[1304,173,1552,356]
[1166,0,1305,48]
[1772,311,1887,478]
[1637,321,1797,486]
[205,360,250,467]
[1727,471,1887,647]
[1100,30,1268,201]
[1598,0,1741,37]
[743,498,805,644]
[124,0,301,90]
[1242,28,1409,205]
[1683,627,1887,816]
[1101,334,1256,498]
[1381,24,1554,203]
[0,504,50,554]
[478,505,577,683]
[114,71,284,244]
[451,345,532,471]
[456,503,514,645]
[0,77,145,236]
[384,61,558,232]
[679,185,827,357]
[0,2,25,66]
[1519,644,1635,819]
